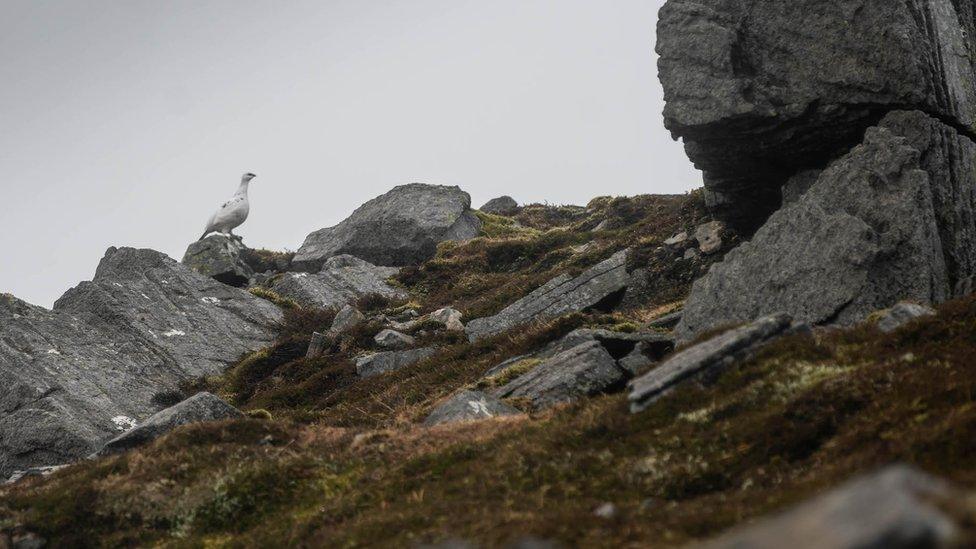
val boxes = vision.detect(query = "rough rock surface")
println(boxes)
[423,390,521,426]
[293,184,482,270]
[374,329,415,349]
[658,0,976,229]
[479,196,520,216]
[0,247,280,478]
[355,347,437,378]
[181,235,254,287]
[676,113,972,341]
[329,304,366,336]
[876,302,938,333]
[269,254,404,310]
[698,465,959,549]
[492,341,629,410]
[99,392,243,455]
[631,314,793,413]
[466,251,630,341]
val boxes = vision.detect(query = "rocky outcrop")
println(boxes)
[355,347,437,378]
[0,247,280,478]
[676,112,975,340]
[658,0,976,230]
[374,329,414,350]
[631,314,793,414]
[492,341,628,410]
[466,251,630,341]
[269,254,405,310]
[698,465,960,549]
[293,184,482,271]
[181,235,254,287]
[876,302,938,334]
[423,390,521,427]
[99,392,243,455]
[479,196,519,216]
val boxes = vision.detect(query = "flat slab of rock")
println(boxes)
[269,254,404,310]
[466,250,630,341]
[697,465,959,549]
[493,341,628,410]
[355,347,437,378]
[374,329,415,349]
[630,314,792,414]
[293,183,482,271]
[676,113,967,341]
[0,247,280,478]
[423,390,521,427]
[181,235,253,287]
[876,302,937,333]
[99,392,243,455]
[658,0,976,229]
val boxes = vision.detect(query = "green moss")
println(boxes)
[475,358,543,390]
[475,211,542,239]
[248,287,299,310]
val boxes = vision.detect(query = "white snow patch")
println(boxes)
[293,273,308,278]
[12,314,21,319]
[201,297,220,304]
[46,349,61,355]
[113,283,123,288]
[162,329,186,337]
[112,415,137,431]
[467,398,493,418]
[141,293,151,300]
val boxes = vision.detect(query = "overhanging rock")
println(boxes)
[658,0,976,230]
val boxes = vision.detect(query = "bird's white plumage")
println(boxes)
[200,174,254,240]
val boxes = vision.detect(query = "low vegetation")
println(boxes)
[8,192,974,547]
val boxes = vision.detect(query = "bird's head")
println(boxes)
[242,172,257,182]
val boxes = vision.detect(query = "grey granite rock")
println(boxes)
[658,0,976,229]
[479,196,520,216]
[99,392,243,455]
[694,221,724,255]
[355,347,437,378]
[676,114,960,341]
[423,390,521,427]
[293,183,482,270]
[466,250,630,341]
[630,314,792,414]
[876,302,938,334]
[374,329,415,349]
[0,247,280,478]
[181,235,253,287]
[697,465,959,549]
[270,254,404,310]
[329,304,366,336]
[493,341,629,410]
[430,307,464,331]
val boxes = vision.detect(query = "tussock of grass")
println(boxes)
[248,287,299,310]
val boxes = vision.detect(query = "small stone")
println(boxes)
[445,317,465,332]
[355,347,437,378]
[594,502,618,519]
[876,302,937,333]
[664,231,689,246]
[330,304,365,336]
[374,329,415,349]
[683,248,700,261]
[694,221,725,255]
[423,390,521,426]
[430,307,464,331]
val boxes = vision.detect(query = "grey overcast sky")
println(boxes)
[0,0,699,308]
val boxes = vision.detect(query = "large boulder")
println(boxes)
[479,196,520,216]
[292,184,482,271]
[99,392,243,455]
[698,465,960,549]
[658,0,976,230]
[0,247,280,478]
[355,347,438,378]
[181,235,253,287]
[676,112,975,340]
[466,251,630,341]
[269,254,405,310]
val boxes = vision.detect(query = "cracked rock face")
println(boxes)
[292,183,482,271]
[658,0,976,230]
[676,111,976,340]
[0,247,281,478]
[181,235,254,287]
[270,254,405,310]
[465,250,631,341]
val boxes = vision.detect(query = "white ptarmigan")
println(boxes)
[199,173,256,240]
